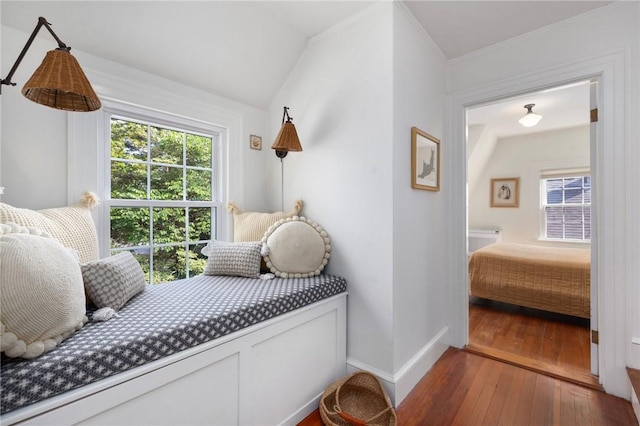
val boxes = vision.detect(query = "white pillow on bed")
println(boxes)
[0,223,87,359]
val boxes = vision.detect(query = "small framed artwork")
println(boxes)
[250,135,262,150]
[411,126,440,191]
[490,177,520,207]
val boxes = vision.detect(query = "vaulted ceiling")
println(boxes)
[1,1,613,133]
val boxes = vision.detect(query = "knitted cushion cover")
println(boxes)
[0,197,99,263]
[0,223,87,359]
[262,217,331,278]
[203,241,262,278]
[81,252,147,311]
[226,200,303,242]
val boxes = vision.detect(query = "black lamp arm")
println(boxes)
[1,17,70,90]
[282,106,293,124]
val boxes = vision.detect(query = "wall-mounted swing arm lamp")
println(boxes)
[271,106,303,210]
[0,17,101,112]
[271,106,303,158]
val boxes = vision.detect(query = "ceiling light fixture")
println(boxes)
[518,103,542,128]
[0,17,101,112]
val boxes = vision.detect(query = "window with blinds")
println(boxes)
[541,172,591,241]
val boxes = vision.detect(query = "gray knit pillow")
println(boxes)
[81,252,146,310]
[203,241,262,278]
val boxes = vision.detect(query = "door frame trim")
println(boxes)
[447,50,630,398]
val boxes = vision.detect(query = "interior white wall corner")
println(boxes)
[467,124,497,196]
[391,1,449,404]
[268,1,396,375]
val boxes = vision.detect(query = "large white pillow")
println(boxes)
[0,192,99,263]
[0,223,87,359]
[261,217,331,278]
[226,200,303,242]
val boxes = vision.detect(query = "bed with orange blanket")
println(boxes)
[468,243,590,318]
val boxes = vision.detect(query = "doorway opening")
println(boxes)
[464,79,599,388]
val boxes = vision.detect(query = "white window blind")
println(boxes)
[541,172,591,241]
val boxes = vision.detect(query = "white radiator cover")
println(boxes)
[468,229,502,253]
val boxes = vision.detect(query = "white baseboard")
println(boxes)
[632,389,640,423]
[346,325,449,406]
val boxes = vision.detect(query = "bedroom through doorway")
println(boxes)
[465,79,598,388]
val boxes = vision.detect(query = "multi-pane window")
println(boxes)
[542,174,591,241]
[109,115,218,284]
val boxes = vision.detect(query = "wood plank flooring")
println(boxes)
[468,296,598,389]
[298,298,637,425]
[298,349,637,426]
[396,348,636,426]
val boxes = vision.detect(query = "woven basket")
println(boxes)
[319,371,397,426]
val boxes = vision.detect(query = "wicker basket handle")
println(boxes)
[365,406,394,424]
[335,406,367,426]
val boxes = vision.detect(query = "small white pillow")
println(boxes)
[261,217,331,278]
[81,251,146,311]
[0,223,87,359]
[203,241,262,278]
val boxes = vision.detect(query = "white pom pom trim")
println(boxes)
[0,224,88,359]
[261,216,331,278]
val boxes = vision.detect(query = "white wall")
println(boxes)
[391,4,449,401]
[266,2,449,403]
[469,125,590,247]
[448,2,639,397]
[467,124,497,195]
[1,25,268,216]
[268,2,396,376]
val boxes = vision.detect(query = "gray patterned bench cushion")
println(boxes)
[1,274,347,414]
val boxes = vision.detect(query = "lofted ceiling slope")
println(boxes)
[1,0,614,120]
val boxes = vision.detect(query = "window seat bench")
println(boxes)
[1,274,347,425]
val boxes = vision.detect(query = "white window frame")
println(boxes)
[540,170,591,243]
[101,102,227,283]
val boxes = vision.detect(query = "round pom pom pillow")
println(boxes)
[261,216,331,278]
[0,223,87,359]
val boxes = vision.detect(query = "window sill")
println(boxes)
[537,237,591,245]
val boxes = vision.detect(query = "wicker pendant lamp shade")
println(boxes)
[22,50,101,112]
[0,17,101,112]
[271,106,303,158]
[272,106,303,210]
[272,122,303,152]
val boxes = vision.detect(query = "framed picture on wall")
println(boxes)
[411,126,440,191]
[250,135,262,150]
[490,177,520,207]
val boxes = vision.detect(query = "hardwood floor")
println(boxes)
[468,296,598,389]
[298,348,637,426]
[395,348,636,425]
[298,300,637,425]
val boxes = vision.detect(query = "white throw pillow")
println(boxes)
[261,217,331,278]
[226,200,303,242]
[0,223,87,359]
[0,192,99,263]
[81,251,147,311]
